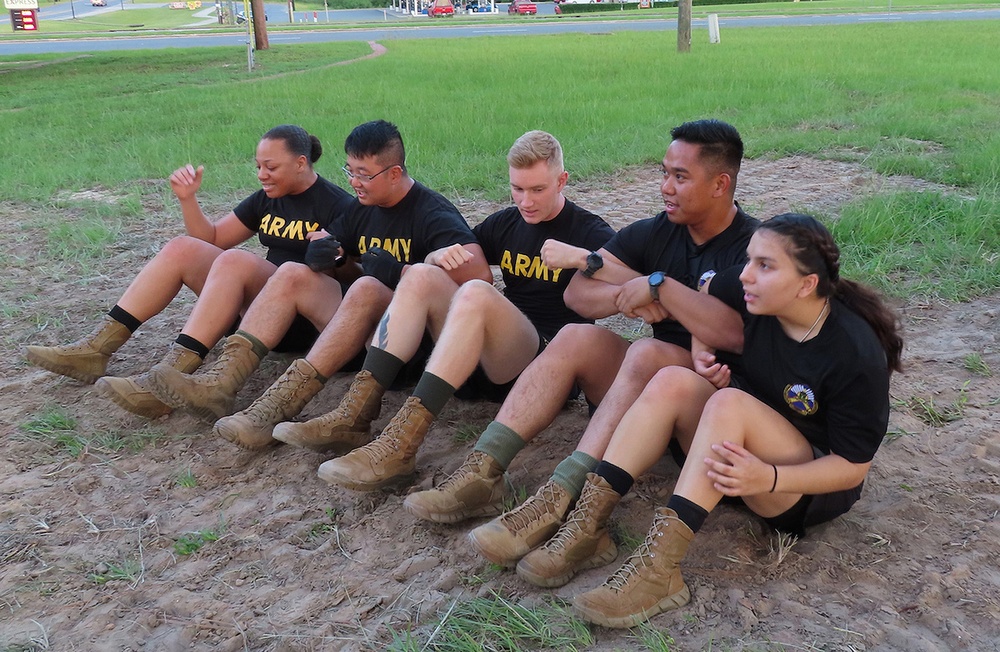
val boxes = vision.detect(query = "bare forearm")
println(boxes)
[564,278,623,319]
[659,277,743,352]
[178,196,215,242]
[773,455,870,495]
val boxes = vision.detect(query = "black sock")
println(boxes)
[174,334,209,359]
[362,346,406,389]
[412,372,456,418]
[594,460,634,497]
[109,305,141,333]
[667,495,709,533]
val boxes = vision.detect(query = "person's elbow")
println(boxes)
[564,279,605,319]
[450,259,492,285]
[715,327,744,355]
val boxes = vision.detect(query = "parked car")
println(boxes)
[508,0,536,14]
[427,0,456,16]
[90,0,107,6]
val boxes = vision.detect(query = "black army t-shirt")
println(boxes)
[234,175,352,266]
[604,206,758,348]
[337,181,477,264]
[474,200,615,341]
[709,267,890,464]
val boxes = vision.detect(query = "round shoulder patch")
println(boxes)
[784,383,818,416]
[698,270,717,290]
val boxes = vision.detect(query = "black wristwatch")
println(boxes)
[648,271,666,301]
[582,251,604,278]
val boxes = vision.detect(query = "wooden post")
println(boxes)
[251,0,269,50]
[677,0,691,52]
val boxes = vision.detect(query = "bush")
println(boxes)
[560,1,674,13]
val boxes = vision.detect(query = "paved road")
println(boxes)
[0,1,548,26]
[2,7,998,55]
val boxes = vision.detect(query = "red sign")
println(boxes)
[10,8,37,30]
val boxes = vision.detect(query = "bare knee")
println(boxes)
[545,324,628,382]
[622,339,691,380]
[643,366,703,402]
[157,235,220,266]
[262,262,320,297]
[449,279,502,316]
[396,263,455,297]
[343,275,393,306]
[549,323,617,354]
[209,249,267,275]
[702,387,748,415]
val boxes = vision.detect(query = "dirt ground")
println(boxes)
[1,158,998,651]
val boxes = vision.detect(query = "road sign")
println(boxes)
[4,0,39,9]
[10,8,38,30]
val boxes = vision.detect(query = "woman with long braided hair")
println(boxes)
[513,213,903,628]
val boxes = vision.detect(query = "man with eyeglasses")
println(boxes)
[272,130,615,492]
[148,120,491,442]
[404,120,759,581]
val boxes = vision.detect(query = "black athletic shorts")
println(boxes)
[762,445,864,537]
[226,313,320,355]
[271,314,321,354]
[454,329,549,403]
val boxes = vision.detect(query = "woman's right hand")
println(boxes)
[169,164,204,200]
[694,350,731,389]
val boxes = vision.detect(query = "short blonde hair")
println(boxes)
[507,130,564,173]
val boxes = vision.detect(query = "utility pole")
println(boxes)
[677,0,691,52]
[251,0,268,49]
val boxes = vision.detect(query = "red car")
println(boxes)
[428,0,455,17]
[508,0,537,14]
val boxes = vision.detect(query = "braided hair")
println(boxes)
[760,213,903,373]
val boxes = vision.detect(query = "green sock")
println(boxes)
[551,450,598,499]
[235,329,269,360]
[363,346,405,389]
[412,372,456,418]
[474,421,527,470]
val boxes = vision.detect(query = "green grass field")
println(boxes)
[6,0,998,36]
[1,17,998,299]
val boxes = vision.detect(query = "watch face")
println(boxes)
[649,271,665,286]
[587,252,603,269]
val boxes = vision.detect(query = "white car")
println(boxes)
[91,0,107,5]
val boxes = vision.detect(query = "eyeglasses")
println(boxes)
[342,164,394,183]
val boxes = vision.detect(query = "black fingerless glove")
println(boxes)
[361,247,404,289]
[304,235,344,272]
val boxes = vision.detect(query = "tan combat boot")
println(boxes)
[317,396,432,491]
[213,358,326,450]
[403,450,511,524]
[467,479,573,566]
[573,507,694,629]
[96,343,202,418]
[26,315,131,384]
[148,333,263,422]
[516,473,620,587]
[271,370,385,454]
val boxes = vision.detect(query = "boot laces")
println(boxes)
[359,431,401,463]
[337,371,372,414]
[603,511,668,591]
[500,481,562,533]
[540,486,599,552]
[247,365,312,425]
[437,451,490,491]
[194,338,247,384]
[55,318,118,355]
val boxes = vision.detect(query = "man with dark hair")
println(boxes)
[275,130,615,492]
[149,120,492,447]
[404,119,759,578]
